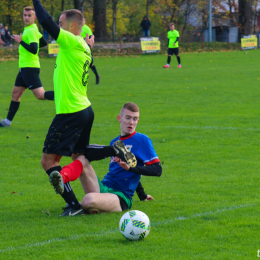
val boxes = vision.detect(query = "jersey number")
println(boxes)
[82,54,90,86]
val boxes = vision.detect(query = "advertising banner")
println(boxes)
[241,35,257,50]
[140,37,160,53]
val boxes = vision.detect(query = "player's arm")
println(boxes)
[128,162,162,177]
[136,181,154,201]
[39,36,47,48]
[174,37,179,43]
[12,33,38,54]
[32,0,60,40]
[20,41,38,54]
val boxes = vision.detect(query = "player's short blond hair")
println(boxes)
[61,9,84,28]
[24,6,35,12]
[168,23,174,27]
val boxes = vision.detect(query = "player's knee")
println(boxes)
[11,90,22,101]
[81,194,97,209]
[41,155,53,171]
[41,157,48,170]
[35,93,44,100]
[33,88,45,100]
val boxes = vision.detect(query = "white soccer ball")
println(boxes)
[119,210,151,241]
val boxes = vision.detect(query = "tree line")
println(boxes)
[0,0,258,42]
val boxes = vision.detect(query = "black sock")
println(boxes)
[167,56,171,64]
[177,56,181,65]
[85,145,115,162]
[7,101,20,121]
[44,91,55,101]
[91,65,99,77]
[46,166,81,210]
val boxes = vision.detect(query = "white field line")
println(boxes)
[0,203,253,253]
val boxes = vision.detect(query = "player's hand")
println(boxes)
[114,157,130,171]
[144,195,154,201]
[11,33,22,43]
[173,43,176,46]
[85,33,94,48]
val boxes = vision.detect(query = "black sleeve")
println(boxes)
[136,181,147,201]
[128,162,162,177]
[174,37,179,43]
[33,0,60,40]
[20,41,38,54]
[39,36,47,48]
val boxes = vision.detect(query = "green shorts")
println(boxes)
[97,176,132,209]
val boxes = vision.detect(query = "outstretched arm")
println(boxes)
[128,162,162,176]
[115,157,162,177]
[32,0,60,40]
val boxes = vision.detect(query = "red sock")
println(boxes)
[60,160,83,184]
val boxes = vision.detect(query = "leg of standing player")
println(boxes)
[42,106,94,216]
[42,153,86,216]
[176,54,181,68]
[175,48,181,68]
[0,68,54,127]
[163,48,172,68]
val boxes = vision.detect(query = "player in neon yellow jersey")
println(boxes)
[163,23,181,69]
[33,0,134,216]
[0,6,54,127]
[81,18,100,85]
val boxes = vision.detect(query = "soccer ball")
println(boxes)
[119,210,151,241]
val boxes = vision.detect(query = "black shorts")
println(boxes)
[168,48,179,56]
[15,68,42,90]
[43,106,94,156]
[117,195,129,211]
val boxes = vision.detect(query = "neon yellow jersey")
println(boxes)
[54,28,92,114]
[168,30,180,48]
[19,24,42,68]
[81,24,93,38]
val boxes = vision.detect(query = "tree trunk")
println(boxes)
[227,0,234,25]
[93,0,108,40]
[239,0,251,38]
[74,0,84,14]
[112,0,118,42]
[61,0,65,11]
[146,0,149,17]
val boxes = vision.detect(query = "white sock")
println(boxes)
[4,118,11,125]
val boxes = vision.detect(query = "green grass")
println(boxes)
[1,50,260,259]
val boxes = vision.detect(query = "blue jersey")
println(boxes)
[101,131,160,199]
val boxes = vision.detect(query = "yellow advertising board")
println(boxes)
[48,43,60,54]
[140,37,160,53]
[241,35,257,50]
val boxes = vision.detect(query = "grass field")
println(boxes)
[1,50,260,259]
